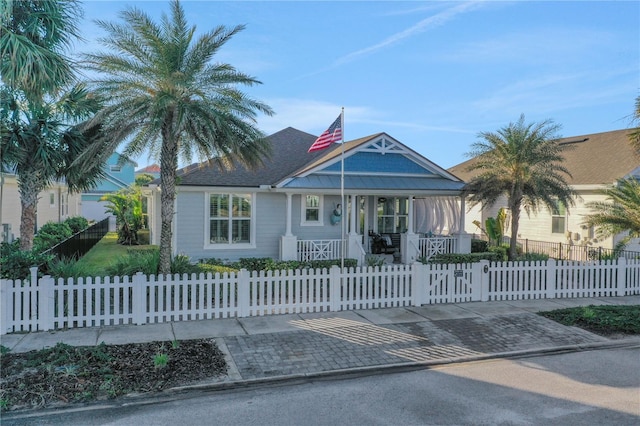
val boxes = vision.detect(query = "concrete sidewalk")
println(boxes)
[2,296,639,384]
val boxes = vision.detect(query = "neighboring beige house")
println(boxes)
[448,128,640,253]
[0,172,81,243]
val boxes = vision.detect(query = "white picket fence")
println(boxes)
[2,258,639,334]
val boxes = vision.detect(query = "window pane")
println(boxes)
[306,209,319,221]
[551,217,565,234]
[378,217,394,234]
[210,194,228,217]
[232,194,251,218]
[232,219,250,243]
[210,220,228,243]
[396,198,408,215]
[306,195,319,208]
[396,217,407,233]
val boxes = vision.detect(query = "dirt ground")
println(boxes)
[1,338,227,412]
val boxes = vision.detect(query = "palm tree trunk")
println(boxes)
[508,200,522,261]
[158,116,178,275]
[18,172,44,251]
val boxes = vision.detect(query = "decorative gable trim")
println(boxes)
[360,135,409,155]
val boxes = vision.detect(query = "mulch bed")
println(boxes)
[1,339,227,412]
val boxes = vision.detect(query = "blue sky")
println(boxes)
[75,1,639,169]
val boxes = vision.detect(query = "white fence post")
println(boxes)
[616,257,627,297]
[237,269,250,317]
[0,277,10,334]
[545,259,557,299]
[411,262,424,306]
[38,270,55,331]
[329,266,341,311]
[132,272,146,325]
[478,260,489,302]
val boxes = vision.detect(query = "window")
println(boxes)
[110,165,122,172]
[551,201,566,234]
[301,194,323,226]
[49,192,55,206]
[377,197,408,233]
[209,193,252,244]
[61,193,68,216]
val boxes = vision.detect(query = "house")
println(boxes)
[0,171,81,243]
[145,127,470,264]
[80,152,137,229]
[448,128,640,252]
[136,164,160,180]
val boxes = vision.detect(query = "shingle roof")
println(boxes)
[447,128,640,186]
[175,127,327,187]
[136,164,160,173]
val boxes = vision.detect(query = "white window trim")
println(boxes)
[204,192,256,250]
[300,194,324,226]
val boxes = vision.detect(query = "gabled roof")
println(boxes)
[175,127,326,187]
[447,128,640,186]
[136,164,160,174]
[173,127,464,193]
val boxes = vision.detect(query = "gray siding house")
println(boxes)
[146,127,470,264]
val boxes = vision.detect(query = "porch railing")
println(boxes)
[418,236,457,261]
[297,239,344,261]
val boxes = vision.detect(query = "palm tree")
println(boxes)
[83,0,274,274]
[1,0,81,100]
[1,0,109,251]
[463,115,576,260]
[582,178,640,250]
[1,85,106,250]
[628,95,640,154]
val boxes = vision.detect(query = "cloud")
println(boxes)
[333,1,485,67]
[255,98,475,140]
[441,28,616,65]
[256,99,373,135]
[472,66,638,117]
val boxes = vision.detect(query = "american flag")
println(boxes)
[308,113,342,152]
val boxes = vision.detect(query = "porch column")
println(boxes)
[456,194,471,254]
[407,196,415,235]
[459,195,466,233]
[285,192,293,236]
[349,194,357,235]
[280,192,297,260]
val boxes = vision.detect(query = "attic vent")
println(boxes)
[559,137,589,146]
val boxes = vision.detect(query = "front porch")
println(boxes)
[279,193,472,265]
[293,233,469,264]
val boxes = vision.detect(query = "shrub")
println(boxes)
[106,248,159,276]
[471,239,489,253]
[33,222,73,253]
[516,252,549,262]
[64,216,89,234]
[170,254,201,275]
[422,252,502,264]
[488,245,508,261]
[198,263,238,275]
[1,241,53,279]
[46,257,93,279]
[212,257,358,272]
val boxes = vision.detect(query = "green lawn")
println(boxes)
[539,305,640,336]
[76,233,156,276]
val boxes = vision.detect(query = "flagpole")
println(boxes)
[340,107,345,270]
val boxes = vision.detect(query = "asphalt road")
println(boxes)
[3,346,639,426]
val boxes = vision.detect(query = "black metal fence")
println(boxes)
[473,234,640,261]
[42,218,110,261]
